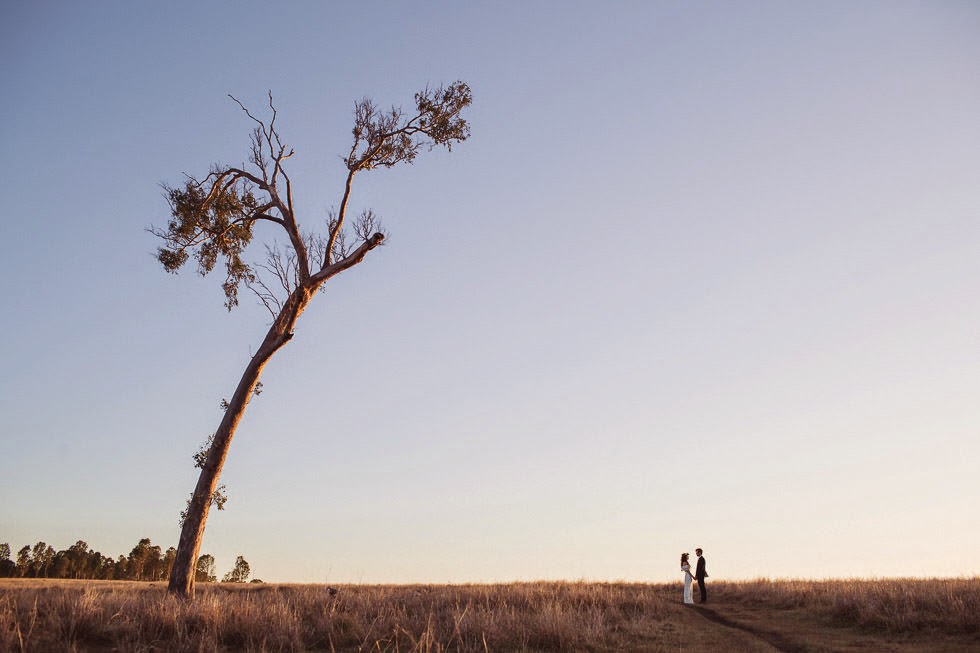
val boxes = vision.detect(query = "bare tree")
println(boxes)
[152,82,472,598]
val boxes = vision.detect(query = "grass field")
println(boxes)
[1,577,977,652]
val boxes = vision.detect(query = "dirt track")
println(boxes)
[689,603,804,652]
[670,598,980,653]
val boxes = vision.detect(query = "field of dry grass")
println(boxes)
[1,577,977,652]
[696,578,980,653]
[720,577,979,633]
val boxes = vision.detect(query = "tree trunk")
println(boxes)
[168,289,311,598]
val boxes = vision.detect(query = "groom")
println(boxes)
[695,548,708,603]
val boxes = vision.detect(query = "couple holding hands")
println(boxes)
[680,548,707,604]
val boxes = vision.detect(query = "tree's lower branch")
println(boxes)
[310,233,384,286]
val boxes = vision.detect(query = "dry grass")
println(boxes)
[1,577,977,652]
[716,577,980,634]
[0,580,673,652]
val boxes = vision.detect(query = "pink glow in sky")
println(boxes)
[1,1,978,583]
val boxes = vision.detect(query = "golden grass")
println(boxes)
[720,577,980,633]
[0,580,674,652]
[0,577,977,652]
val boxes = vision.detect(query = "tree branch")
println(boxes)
[154,82,469,313]
[320,82,470,270]
[228,95,309,283]
[325,170,357,266]
[310,233,385,286]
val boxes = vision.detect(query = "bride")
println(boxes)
[680,552,694,604]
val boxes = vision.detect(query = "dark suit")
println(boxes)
[695,555,707,603]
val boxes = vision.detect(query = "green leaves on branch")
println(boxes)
[178,485,228,527]
[193,434,214,469]
[156,175,261,310]
[416,81,472,149]
[346,81,472,171]
[183,434,231,526]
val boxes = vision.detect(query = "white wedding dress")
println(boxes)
[682,563,694,604]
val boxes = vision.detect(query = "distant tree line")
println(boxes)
[0,540,257,583]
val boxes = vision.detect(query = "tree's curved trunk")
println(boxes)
[157,83,467,599]
[168,289,311,598]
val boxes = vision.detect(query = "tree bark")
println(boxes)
[168,288,311,598]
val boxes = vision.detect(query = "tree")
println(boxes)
[153,82,472,599]
[15,546,29,577]
[195,554,217,583]
[162,546,177,580]
[0,543,14,578]
[144,542,164,581]
[222,555,251,583]
[29,541,54,578]
[65,540,92,579]
[113,554,129,580]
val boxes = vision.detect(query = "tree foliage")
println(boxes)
[157,180,259,309]
[221,555,251,583]
[0,539,223,582]
[195,554,217,583]
[151,82,472,311]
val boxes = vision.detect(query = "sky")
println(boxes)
[1,1,978,584]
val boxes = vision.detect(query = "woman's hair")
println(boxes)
[680,552,689,565]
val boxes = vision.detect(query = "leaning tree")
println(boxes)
[152,82,471,598]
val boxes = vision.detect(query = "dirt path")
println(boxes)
[654,600,782,652]
[687,604,807,653]
[677,600,979,653]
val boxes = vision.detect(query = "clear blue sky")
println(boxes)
[1,1,978,584]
